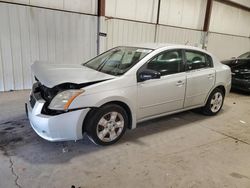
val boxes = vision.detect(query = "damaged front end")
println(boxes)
[29,80,105,115]
[26,80,94,141]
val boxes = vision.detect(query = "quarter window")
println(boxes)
[147,50,183,76]
[185,51,213,71]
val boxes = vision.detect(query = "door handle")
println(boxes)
[176,80,184,87]
[208,74,214,79]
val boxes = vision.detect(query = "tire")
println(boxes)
[202,88,224,116]
[85,104,128,146]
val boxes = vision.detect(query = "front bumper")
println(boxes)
[26,98,90,142]
[232,78,250,92]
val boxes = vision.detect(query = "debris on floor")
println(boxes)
[239,120,246,124]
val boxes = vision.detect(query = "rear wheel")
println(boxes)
[202,88,224,116]
[85,104,128,146]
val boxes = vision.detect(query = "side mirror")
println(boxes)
[138,69,161,82]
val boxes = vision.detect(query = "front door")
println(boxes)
[137,49,186,120]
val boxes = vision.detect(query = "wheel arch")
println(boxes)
[82,100,134,134]
[103,101,133,129]
[216,85,226,96]
[205,84,226,104]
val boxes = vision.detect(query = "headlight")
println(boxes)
[48,89,84,110]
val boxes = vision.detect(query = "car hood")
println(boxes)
[31,61,115,88]
[221,59,233,65]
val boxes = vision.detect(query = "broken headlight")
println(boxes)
[48,89,84,110]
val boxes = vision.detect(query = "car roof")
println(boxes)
[123,43,210,55]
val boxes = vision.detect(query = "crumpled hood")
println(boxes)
[31,61,115,88]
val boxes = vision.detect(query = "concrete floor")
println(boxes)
[0,90,250,188]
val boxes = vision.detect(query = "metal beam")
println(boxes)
[156,0,161,24]
[203,0,213,32]
[154,0,161,42]
[97,0,106,54]
[98,0,105,16]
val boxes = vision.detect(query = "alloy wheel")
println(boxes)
[96,111,124,142]
[210,92,223,113]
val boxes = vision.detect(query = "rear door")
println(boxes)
[184,50,215,108]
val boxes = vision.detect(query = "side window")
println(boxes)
[185,51,213,71]
[147,50,183,76]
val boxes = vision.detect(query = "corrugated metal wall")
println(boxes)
[207,1,250,60]
[207,33,250,60]
[1,0,250,91]
[106,0,158,23]
[106,19,155,49]
[105,0,207,50]
[209,1,250,37]
[105,0,250,61]
[105,18,250,60]
[159,0,207,30]
[2,0,97,14]
[229,0,250,8]
[0,2,97,91]
[106,19,204,50]
[106,0,208,30]
[156,25,203,47]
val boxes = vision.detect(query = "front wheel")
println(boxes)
[202,88,224,116]
[85,104,128,146]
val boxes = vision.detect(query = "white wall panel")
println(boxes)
[30,0,64,10]
[210,1,250,37]
[2,0,97,14]
[229,0,250,8]
[10,5,25,90]
[0,2,97,91]
[106,0,158,23]
[106,19,155,49]
[0,4,14,91]
[159,0,207,30]
[63,0,97,14]
[0,42,4,91]
[106,19,204,50]
[2,0,29,4]
[207,33,250,60]
[156,25,204,47]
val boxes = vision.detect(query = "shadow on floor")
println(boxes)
[0,107,228,165]
[230,88,250,96]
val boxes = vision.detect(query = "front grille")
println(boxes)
[39,85,56,101]
[29,81,59,114]
[30,94,36,108]
[30,82,54,102]
[29,81,79,115]
[29,82,45,108]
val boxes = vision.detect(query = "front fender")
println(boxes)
[69,86,138,129]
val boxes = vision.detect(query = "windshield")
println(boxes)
[83,47,152,75]
[238,52,250,59]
